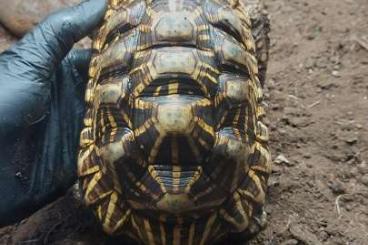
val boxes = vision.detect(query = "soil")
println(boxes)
[0,0,79,37]
[0,0,367,244]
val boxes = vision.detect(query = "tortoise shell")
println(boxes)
[78,0,271,244]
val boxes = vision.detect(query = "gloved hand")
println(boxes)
[0,0,106,226]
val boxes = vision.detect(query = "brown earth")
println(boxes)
[0,0,79,37]
[0,0,367,244]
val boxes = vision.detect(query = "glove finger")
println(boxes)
[61,48,93,102]
[7,0,106,79]
[66,48,92,79]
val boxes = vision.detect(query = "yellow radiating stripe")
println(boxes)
[233,108,241,126]
[144,219,156,245]
[185,167,202,193]
[139,24,152,33]
[80,127,94,147]
[199,62,220,75]
[198,35,210,41]
[234,192,250,226]
[148,134,164,163]
[136,181,159,200]
[203,73,218,86]
[85,171,102,202]
[196,119,215,136]
[197,24,208,31]
[112,208,131,233]
[193,7,203,18]
[168,81,179,95]
[195,98,212,107]
[172,165,181,192]
[148,166,167,193]
[121,111,132,128]
[129,64,145,74]
[199,214,217,245]
[219,208,244,230]
[134,119,152,137]
[78,145,99,176]
[246,170,266,203]
[103,191,118,229]
[97,205,103,220]
[190,68,209,96]
[154,86,162,96]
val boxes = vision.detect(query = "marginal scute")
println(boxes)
[221,38,248,68]
[98,131,135,165]
[97,83,122,105]
[221,76,250,105]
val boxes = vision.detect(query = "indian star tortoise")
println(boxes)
[78,0,271,244]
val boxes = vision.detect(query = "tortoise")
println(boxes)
[78,0,271,244]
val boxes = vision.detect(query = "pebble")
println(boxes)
[332,70,340,77]
[303,152,312,159]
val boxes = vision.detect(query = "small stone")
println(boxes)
[345,135,358,145]
[274,154,291,166]
[328,179,346,194]
[331,70,340,77]
[303,152,312,159]
[15,172,22,178]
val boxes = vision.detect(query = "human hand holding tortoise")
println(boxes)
[0,0,106,225]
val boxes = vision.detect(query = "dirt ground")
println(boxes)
[0,0,367,244]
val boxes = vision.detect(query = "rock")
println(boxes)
[0,0,79,37]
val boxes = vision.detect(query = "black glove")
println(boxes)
[0,0,106,226]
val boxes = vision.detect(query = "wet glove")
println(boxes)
[0,0,106,226]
